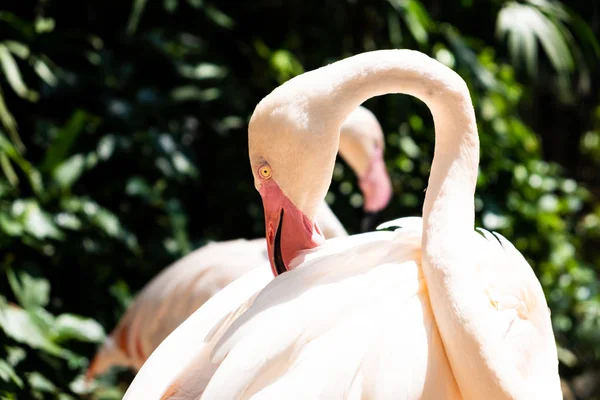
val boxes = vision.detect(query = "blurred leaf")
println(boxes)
[13,200,63,240]
[0,86,22,152]
[0,304,62,357]
[0,359,22,388]
[0,132,43,193]
[4,41,29,59]
[96,135,116,161]
[54,212,82,230]
[388,0,432,46]
[178,62,227,80]
[170,86,220,102]
[31,56,58,87]
[41,110,94,173]
[0,43,38,102]
[0,213,22,236]
[126,0,148,36]
[204,5,235,29]
[52,314,105,343]
[0,152,18,186]
[34,17,55,34]
[164,0,179,13]
[6,268,50,309]
[52,154,85,190]
[26,372,56,393]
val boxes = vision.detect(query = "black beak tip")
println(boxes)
[360,211,380,233]
[273,209,287,276]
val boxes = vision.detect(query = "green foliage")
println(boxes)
[0,0,598,398]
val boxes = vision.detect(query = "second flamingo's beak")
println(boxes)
[261,181,324,276]
[358,145,392,232]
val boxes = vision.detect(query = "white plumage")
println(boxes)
[124,49,560,399]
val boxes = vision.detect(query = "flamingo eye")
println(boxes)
[259,165,272,179]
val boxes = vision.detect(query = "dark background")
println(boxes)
[0,0,599,398]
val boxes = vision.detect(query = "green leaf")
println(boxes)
[0,86,23,152]
[26,372,56,393]
[496,1,575,76]
[204,5,234,29]
[96,134,116,160]
[0,305,62,357]
[0,132,43,194]
[15,200,64,240]
[34,17,55,34]
[0,152,18,187]
[52,154,86,189]
[0,215,17,239]
[31,55,58,87]
[54,212,82,230]
[52,314,105,343]
[4,41,29,59]
[0,359,22,388]
[170,86,220,102]
[126,0,148,36]
[5,346,26,367]
[41,110,94,173]
[0,44,38,102]
[164,0,179,12]
[6,268,50,309]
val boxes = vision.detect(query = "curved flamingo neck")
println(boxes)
[320,50,479,232]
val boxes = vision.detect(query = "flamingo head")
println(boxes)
[337,105,392,232]
[248,87,336,276]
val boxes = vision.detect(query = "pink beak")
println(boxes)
[358,144,392,231]
[260,181,324,276]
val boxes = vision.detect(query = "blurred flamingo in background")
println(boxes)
[86,105,392,379]
[123,49,561,399]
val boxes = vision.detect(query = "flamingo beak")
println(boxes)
[358,144,392,232]
[261,181,324,276]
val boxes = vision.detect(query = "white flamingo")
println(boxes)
[86,105,392,379]
[123,49,561,399]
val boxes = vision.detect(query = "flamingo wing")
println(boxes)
[159,220,460,400]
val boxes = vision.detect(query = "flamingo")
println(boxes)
[123,49,561,399]
[86,105,392,379]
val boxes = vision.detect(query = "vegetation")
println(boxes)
[0,0,599,398]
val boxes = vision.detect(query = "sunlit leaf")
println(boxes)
[16,200,64,240]
[31,56,58,87]
[496,0,588,84]
[178,62,227,80]
[34,17,55,34]
[0,359,22,388]
[26,372,56,393]
[0,304,62,357]
[4,41,29,59]
[96,135,116,160]
[0,44,38,102]
[52,154,85,189]
[6,268,50,309]
[387,0,432,46]
[5,346,26,367]
[52,314,105,343]
[54,212,82,230]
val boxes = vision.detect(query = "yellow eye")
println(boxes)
[259,165,272,179]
